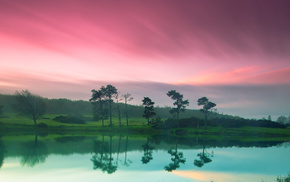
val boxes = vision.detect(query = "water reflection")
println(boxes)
[0,138,5,168]
[194,138,213,168]
[141,138,154,164]
[20,134,48,167]
[0,133,289,182]
[164,138,186,172]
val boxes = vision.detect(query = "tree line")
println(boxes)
[4,84,216,129]
[1,84,287,129]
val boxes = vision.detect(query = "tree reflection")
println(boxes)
[141,138,154,164]
[164,139,186,172]
[123,136,132,167]
[194,139,213,168]
[91,135,117,174]
[20,134,48,167]
[0,139,5,169]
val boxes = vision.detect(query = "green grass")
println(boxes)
[1,114,290,141]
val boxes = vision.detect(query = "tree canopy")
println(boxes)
[142,97,156,125]
[166,90,189,127]
[13,90,46,128]
[197,97,216,126]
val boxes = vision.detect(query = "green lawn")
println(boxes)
[1,113,290,141]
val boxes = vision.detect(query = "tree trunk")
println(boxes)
[205,111,208,127]
[33,116,38,131]
[125,103,129,126]
[100,102,104,127]
[109,99,112,126]
[117,104,121,126]
[176,111,180,128]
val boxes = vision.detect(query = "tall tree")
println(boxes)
[0,105,3,117]
[14,90,46,129]
[166,90,189,127]
[101,85,118,126]
[90,89,108,127]
[197,97,216,127]
[115,92,122,126]
[122,93,133,126]
[142,97,156,125]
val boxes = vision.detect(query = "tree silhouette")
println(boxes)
[142,97,156,125]
[90,89,108,126]
[166,90,189,127]
[20,134,48,167]
[197,97,216,127]
[101,85,118,126]
[141,138,154,164]
[122,93,133,126]
[115,92,122,126]
[0,105,3,117]
[14,90,46,129]
[164,140,186,172]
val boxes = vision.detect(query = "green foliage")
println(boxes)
[166,90,189,122]
[0,105,3,117]
[90,89,108,126]
[197,97,216,126]
[13,90,46,126]
[91,85,118,126]
[142,97,156,125]
[37,123,48,128]
[53,115,85,124]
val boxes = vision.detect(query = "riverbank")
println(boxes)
[1,120,290,142]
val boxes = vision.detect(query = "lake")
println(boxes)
[0,134,289,182]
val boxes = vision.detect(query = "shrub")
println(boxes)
[37,123,48,128]
[53,115,85,124]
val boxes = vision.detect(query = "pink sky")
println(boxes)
[0,0,290,118]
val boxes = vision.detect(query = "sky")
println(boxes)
[0,0,290,119]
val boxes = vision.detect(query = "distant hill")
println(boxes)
[0,94,237,120]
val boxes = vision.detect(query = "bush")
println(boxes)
[53,115,85,124]
[37,123,48,128]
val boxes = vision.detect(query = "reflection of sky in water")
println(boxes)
[0,146,289,182]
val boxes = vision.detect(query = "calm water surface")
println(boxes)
[0,134,289,182]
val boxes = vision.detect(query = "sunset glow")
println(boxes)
[1,0,290,118]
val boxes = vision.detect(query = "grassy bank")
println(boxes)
[1,114,290,141]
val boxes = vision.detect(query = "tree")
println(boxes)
[115,92,122,126]
[0,105,3,117]
[166,90,189,127]
[142,97,156,125]
[277,116,287,125]
[197,97,216,127]
[101,85,118,126]
[122,93,133,126]
[14,90,46,129]
[90,89,108,127]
